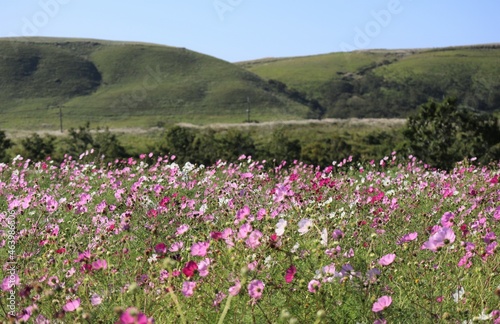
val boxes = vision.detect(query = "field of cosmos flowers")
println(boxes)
[1,151,499,323]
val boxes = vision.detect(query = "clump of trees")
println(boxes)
[0,130,12,163]
[403,98,500,170]
[1,123,127,163]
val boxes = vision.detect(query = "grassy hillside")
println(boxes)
[241,45,500,118]
[0,37,310,129]
[2,38,499,128]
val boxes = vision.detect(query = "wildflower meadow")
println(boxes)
[1,152,499,323]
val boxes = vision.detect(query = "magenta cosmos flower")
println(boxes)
[378,253,396,266]
[285,265,297,283]
[421,227,456,252]
[118,307,154,324]
[182,260,198,278]
[248,279,264,300]
[372,295,392,312]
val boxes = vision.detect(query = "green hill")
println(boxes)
[2,38,499,128]
[0,37,310,129]
[240,45,500,118]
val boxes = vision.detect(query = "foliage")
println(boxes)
[267,79,327,120]
[19,133,56,161]
[0,130,12,162]
[57,122,127,161]
[264,129,302,165]
[404,97,500,170]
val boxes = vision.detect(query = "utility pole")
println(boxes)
[246,97,250,123]
[59,107,63,133]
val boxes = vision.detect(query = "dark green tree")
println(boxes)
[0,130,12,162]
[160,126,197,164]
[404,98,500,170]
[93,127,127,160]
[64,122,95,157]
[266,129,301,165]
[21,133,56,161]
[215,129,256,162]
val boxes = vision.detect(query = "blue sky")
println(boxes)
[1,0,499,62]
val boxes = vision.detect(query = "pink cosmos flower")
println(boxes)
[238,223,252,239]
[330,221,344,233]
[228,279,241,296]
[484,232,497,244]
[74,250,91,263]
[90,293,102,306]
[421,227,456,252]
[198,258,211,277]
[441,212,455,227]
[378,254,396,266]
[248,280,264,300]
[191,241,209,257]
[372,296,392,312]
[45,196,58,213]
[182,281,196,297]
[63,298,80,312]
[66,267,76,278]
[285,265,297,283]
[213,291,227,307]
[92,259,107,270]
[1,274,20,291]
[397,232,418,245]
[235,206,251,224]
[175,224,190,236]
[308,280,321,293]
[247,261,258,271]
[373,319,387,324]
[169,242,183,252]
[246,230,263,249]
[18,304,36,322]
[47,276,59,287]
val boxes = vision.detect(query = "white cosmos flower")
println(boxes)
[297,219,313,235]
[452,286,465,303]
[320,228,328,246]
[276,219,287,236]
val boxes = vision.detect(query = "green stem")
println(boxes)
[168,287,187,324]
[217,294,233,324]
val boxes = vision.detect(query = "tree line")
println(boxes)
[0,98,499,170]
